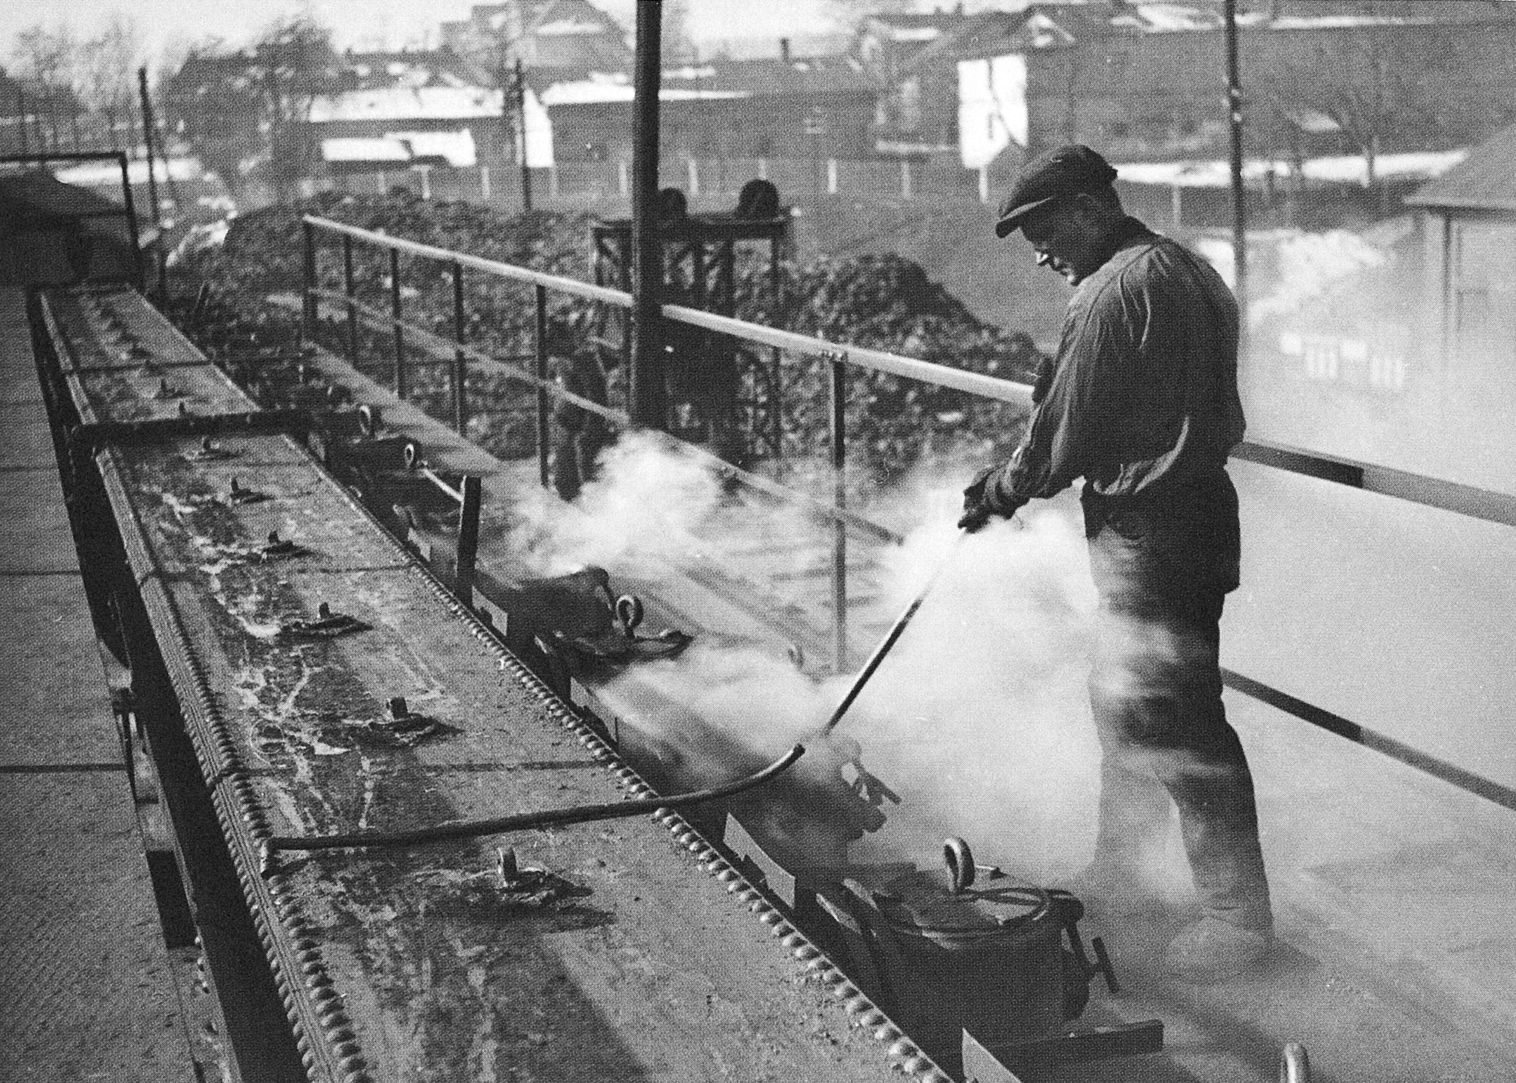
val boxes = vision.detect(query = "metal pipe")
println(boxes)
[1225,0,1247,325]
[263,743,805,854]
[343,235,358,362]
[452,261,468,433]
[419,467,464,504]
[629,0,666,430]
[828,351,848,672]
[822,531,968,735]
[535,283,551,488]
[301,221,317,344]
[456,475,482,609]
[390,248,406,398]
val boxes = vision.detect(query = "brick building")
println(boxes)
[542,53,875,164]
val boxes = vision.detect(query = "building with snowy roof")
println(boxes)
[931,2,1516,173]
[541,53,876,165]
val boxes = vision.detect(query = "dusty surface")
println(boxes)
[57,287,915,1082]
[0,774,195,1082]
[0,286,198,1083]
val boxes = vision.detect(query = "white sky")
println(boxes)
[1,0,839,70]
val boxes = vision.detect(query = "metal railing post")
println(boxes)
[116,152,146,291]
[389,247,406,398]
[534,285,552,488]
[828,350,848,673]
[456,475,482,609]
[342,234,358,363]
[302,220,317,345]
[452,261,468,433]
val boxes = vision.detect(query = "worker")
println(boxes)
[960,144,1273,982]
[550,345,613,502]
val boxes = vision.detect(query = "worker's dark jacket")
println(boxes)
[985,216,1246,594]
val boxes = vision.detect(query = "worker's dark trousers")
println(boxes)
[552,421,612,502]
[1083,473,1273,931]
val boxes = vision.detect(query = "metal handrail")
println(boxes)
[664,303,1034,406]
[301,213,1516,528]
[304,215,1036,406]
[296,215,1516,814]
[305,215,633,307]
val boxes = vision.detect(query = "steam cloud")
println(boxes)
[516,434,1199,898]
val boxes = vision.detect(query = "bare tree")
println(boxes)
[10,22,79,152]
[1254,17,1516,195]
[79,15,141,152]
[664,0,696,64]
[164,15,335,205]
[252,16,336,203]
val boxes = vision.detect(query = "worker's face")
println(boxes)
[1021,197,1104,286]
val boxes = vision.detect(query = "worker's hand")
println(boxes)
[960,465,1027,532]
[962,464,998,510]
[957,506,995,533]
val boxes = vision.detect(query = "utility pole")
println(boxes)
[514,57,533,211]
[1224,0,1247,329]
[629,0,666,430]
[138,67,163,232]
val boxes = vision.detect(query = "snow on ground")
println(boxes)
[1115,149,1468,188]
[52,157,204,186]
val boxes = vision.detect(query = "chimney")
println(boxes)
[780,37,791,64]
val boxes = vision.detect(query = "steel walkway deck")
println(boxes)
[0,286,201,1081]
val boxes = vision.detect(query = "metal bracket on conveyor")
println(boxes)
[530,564,694,673]
[224,477,269,505]
[1045,889,1120,996]
[68,407,341,453]
[259,531,311,560]
[278,601,371,640]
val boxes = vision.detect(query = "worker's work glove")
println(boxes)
[958,464,1025,532]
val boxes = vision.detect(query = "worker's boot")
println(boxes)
[1162,914,1272,982]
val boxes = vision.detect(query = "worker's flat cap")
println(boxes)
[994,144,1119,238]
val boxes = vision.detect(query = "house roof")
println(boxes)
[1407,124,1516,212]
[935,0,1503,67]
[321,137,413,164]
[335,48,478,91]
[309,86,505,123]
[540,54,871,107]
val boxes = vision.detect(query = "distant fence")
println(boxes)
[324,156,981,210]
[35,148,1384,236]
[315,157,1339,232]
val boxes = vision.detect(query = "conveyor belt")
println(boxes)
[37,284,947,1083]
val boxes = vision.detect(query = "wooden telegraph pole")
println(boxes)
[1224,0,1247,329]
[629,1,667,430]
[514,58,533,212]
[137,68,163,231]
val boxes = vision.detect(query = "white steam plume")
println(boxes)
[507,436,1197,899]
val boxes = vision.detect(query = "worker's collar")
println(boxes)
[1084,216,1153,278]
